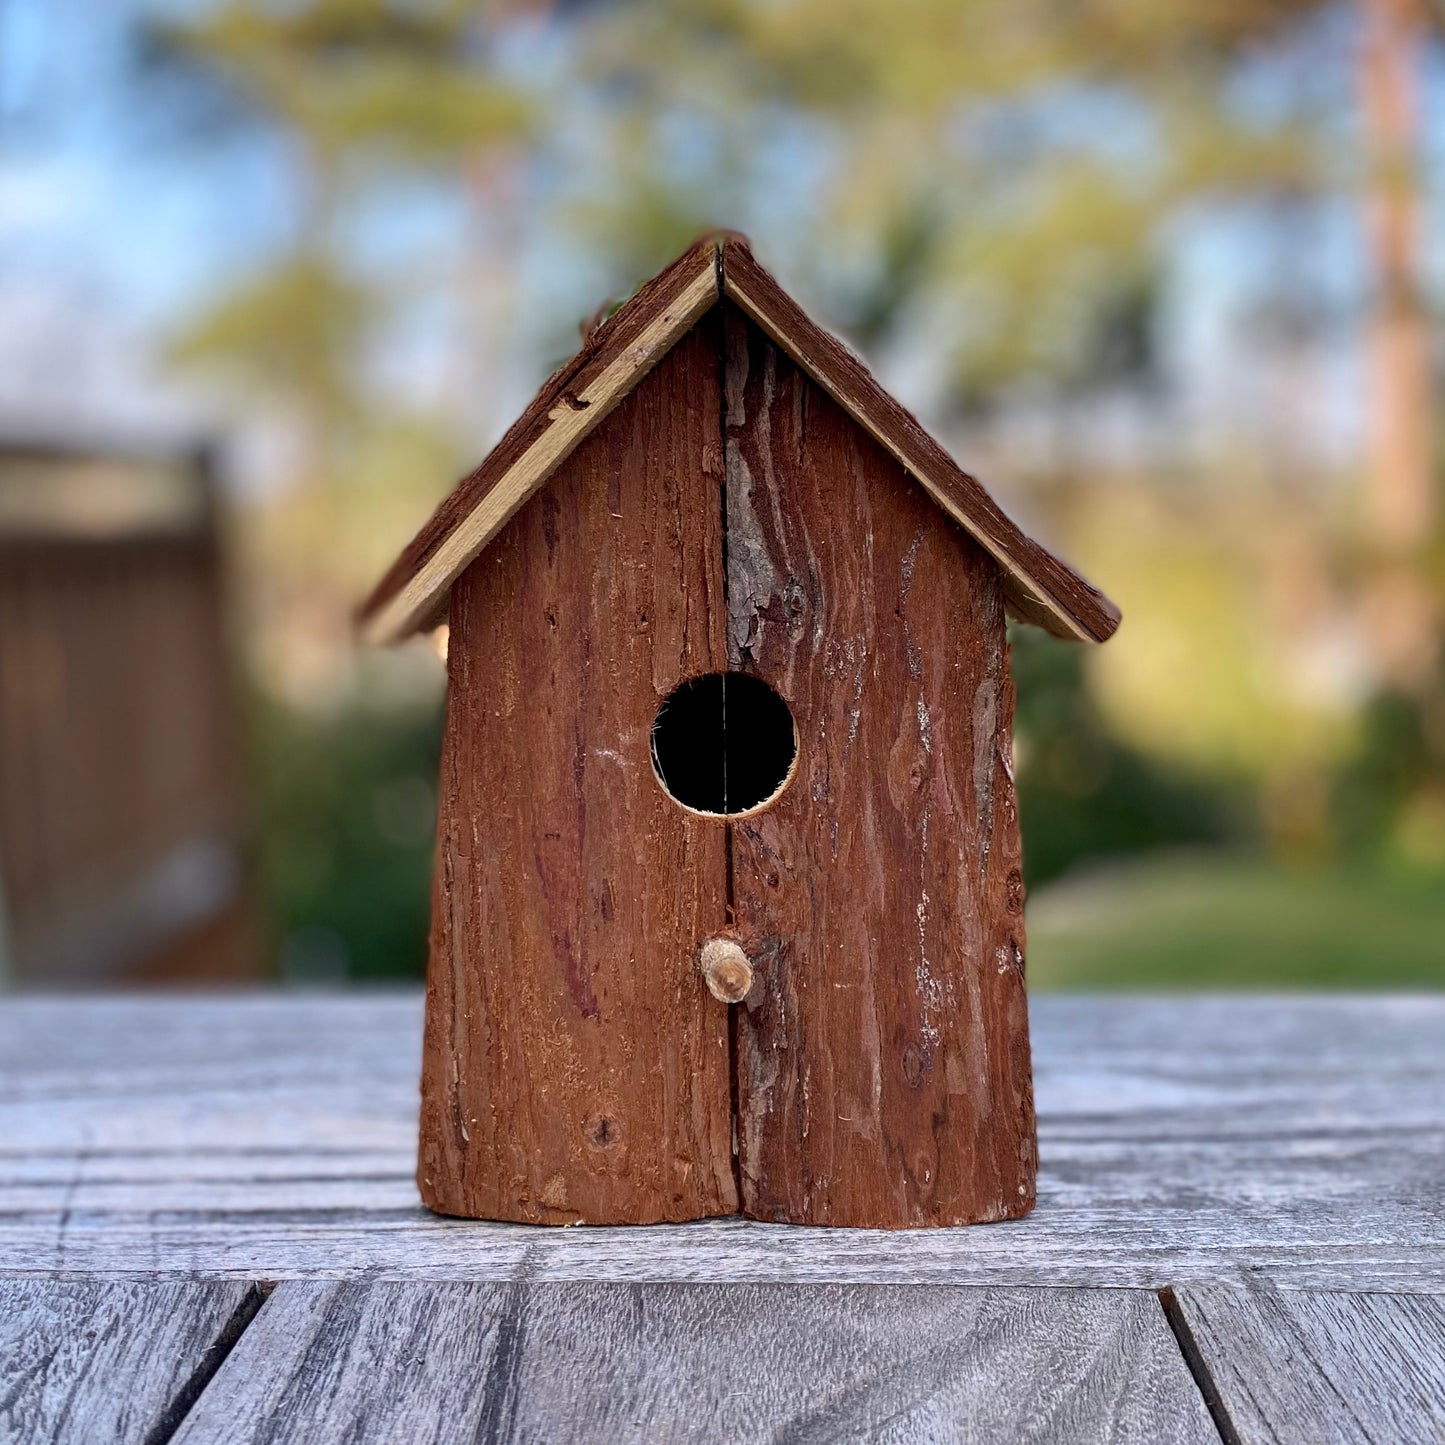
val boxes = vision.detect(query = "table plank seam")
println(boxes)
[1160,1286,1244,1445]
[161,1280,1227,1444]
[140,1282,271,1445]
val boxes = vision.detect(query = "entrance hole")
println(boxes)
[650,673,797,818]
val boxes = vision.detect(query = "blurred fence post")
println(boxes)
[0,435,259,986]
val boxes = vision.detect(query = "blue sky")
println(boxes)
[0,0,1439,475]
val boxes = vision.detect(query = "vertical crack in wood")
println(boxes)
[718,299,745,1197]
[473,1244,545,1444]
[719,304,1035,1224]
[724,897,743,1177]
[721,672,730,817]
[140,1281,271,1445]
[1158,1287,1244,1445]
[475,1287,529,1444]
[717,308,733,822]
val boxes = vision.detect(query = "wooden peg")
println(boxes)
[699,938,753,1004]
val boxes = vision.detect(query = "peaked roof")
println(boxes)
[359,234,1121,645]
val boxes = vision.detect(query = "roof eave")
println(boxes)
[358,234,1120,647]
[719,238,1120,645]
[357,238,722,646]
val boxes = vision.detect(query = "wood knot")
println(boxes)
[901,1041,932,1089]
[698,938,753,1004]
[583,1112,619,1149]
[1006,868,1025,915]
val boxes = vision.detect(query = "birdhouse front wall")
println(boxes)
[419,306,1036,1228]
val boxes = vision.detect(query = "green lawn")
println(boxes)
[1025,853,1445,989]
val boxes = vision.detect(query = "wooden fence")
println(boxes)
[0,440,257,984]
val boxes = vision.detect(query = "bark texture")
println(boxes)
[420,308,1036,1228]
[419,323,737,1224]
[723,305,1036,1227]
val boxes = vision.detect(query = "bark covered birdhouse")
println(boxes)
[360,235,1120,1229]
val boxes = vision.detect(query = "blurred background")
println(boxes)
[0,0,1440,990]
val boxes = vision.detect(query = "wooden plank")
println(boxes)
[358,238,719,643]
[173,1280,1217,1444]
[0,1277,261,1445]
[720,236,1120,644]
[723,306,1035,1226]
[1,995,1442,1289]
[419,320,736,1224]
[1168,1285,1445,1445]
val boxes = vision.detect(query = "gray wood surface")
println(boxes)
[1,994,1442,1290]
[172,1280,1217,1445]
[1170,1285,1445,1445]
[0,1278,260,1445]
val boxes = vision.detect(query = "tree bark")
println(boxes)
[1359,0,1437,687]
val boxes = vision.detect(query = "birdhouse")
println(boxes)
[360,235,1120,1229]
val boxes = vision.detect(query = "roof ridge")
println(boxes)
[718,235,1118,642]
[358,234,1118,645]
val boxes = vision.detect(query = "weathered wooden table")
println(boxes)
[1,993,1442,1443]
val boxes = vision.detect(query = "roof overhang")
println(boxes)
[358,234,1120,646]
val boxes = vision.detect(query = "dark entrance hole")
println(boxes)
[650,673,797,818]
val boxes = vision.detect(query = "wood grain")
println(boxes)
[723,305,1035,1227]
[2,994,1442,1290]
[420,321,737,1224]
[358,238,719,642]
[0,1277,261,1445]
[172,1280,1216,1445]
[1168,1285,1445,1445]
[720,237,1120,644]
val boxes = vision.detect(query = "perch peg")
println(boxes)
[699,939,753,1003]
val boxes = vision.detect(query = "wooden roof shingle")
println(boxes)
[359,234,1120,645]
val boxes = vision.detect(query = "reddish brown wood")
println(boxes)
[402,246,1096,1228]
[419,322,738,1225]
[720,237,1119,644]
[358,237,720,632]
[723,305,1036,1228]
[361,234,1120,648]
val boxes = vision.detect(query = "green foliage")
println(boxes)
[141,0,1443,989]
[251,692,443,982]
[151,0,532,446]
[1332,668,1445,872]
[152,0,1355,428]
[1078,488,1364,785]
[1011,628,1243,887]
[572,0,1334,395]
[171,252,372,414]
[1027,853,1445,988]
[152,0,532,162]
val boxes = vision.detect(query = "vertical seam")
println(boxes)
[718,268,745,1207]
[1158,1286,1243,1445]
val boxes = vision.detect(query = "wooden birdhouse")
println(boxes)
[360,235,1120,1229]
